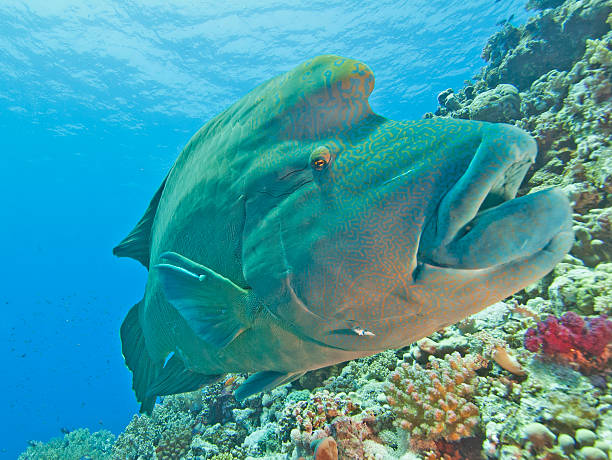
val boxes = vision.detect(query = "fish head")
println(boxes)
[242,55,573,352]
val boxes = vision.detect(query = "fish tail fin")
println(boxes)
[120,299,160,415]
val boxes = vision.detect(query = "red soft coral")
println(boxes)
[524,312,612,374]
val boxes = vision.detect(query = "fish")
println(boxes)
[114,55,573,413]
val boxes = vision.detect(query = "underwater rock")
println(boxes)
[481,24,522,67]
[572,208,612,267]
[558,433,576,453]
[520,69,568,116]
[437,88,463,111]
[482,0,611,90]
[579,446,608,460]
[468,84,522,122]
[548,263,612,315]
[575,428,597,447]
[521,422,556,449]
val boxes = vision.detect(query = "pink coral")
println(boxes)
[524,312,612,373]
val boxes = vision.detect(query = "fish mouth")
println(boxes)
[417,124,573,271]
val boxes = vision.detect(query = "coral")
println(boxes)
[112,395,197,459]
[572,209,612,267]
[154,427,191,460]
[328,415,378,459]
[520,69,569,117]
[580,446,608,460]
[524,311,612,373]
[18,429,114,460]
[385,352,486,451]
[283,390,382,459]
[548,263,612,315]
[209,454,237,460]
[467,84,522,122]
[193,422,248,458]
[544,391,599,432]
[586,36,612,69]
[325,349,399,394]
[284,389,360,436]
[240,423,280,456]
[522,422,556,450]
[482,0,611,90]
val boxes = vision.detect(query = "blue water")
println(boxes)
[0,1,532,457]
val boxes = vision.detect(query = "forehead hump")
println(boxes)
[262,55,376,141]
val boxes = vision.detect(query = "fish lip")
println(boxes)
[417,123,540,269]
[420,187,572,270]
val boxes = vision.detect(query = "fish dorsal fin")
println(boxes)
[154,251,250,348]
[113,175,168,268]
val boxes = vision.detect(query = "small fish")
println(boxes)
[115,55,573,412]
[224,375,238,387]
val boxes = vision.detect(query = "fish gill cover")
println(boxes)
[10,0,612,459]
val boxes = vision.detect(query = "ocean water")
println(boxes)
[0,1,538,458]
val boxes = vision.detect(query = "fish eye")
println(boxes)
[310,146,331,171]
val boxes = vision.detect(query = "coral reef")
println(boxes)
[19,1,612,459]
[18,428,115,460]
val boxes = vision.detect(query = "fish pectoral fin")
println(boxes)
[147,352,222,397]
[234,370,306,402]
[155,251,250,348]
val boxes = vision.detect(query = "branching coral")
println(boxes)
[524,311,612,373]
[385,352,487,450]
